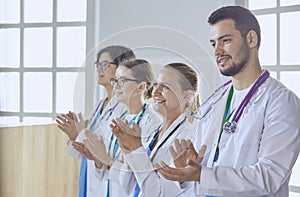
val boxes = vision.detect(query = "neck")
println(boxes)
[159,112,180,137]
[232,57,262,90]
[127,97,145,114]
[103,86,113,108]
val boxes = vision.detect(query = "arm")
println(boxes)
[125,146,184,197]
[160,88,300,196]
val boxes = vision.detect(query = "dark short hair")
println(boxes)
[208,6,261,49]
[96,45,136,66]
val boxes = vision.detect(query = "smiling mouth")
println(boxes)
[217,56,230,66]
[154,97,166,104]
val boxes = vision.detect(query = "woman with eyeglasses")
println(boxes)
[84,59,162,196]
[56,45,135,197]
[107,63,200,197]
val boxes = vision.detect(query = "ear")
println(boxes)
[246,30,258,48]
[183,90,194,103]
[137,82,147,93]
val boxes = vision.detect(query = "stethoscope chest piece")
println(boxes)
[223,121,237,134]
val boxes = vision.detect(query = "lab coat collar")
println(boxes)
[149,113,186,159]
[251,76,271,104]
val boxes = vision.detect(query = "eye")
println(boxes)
[162,84,170,90]
[110,78,117,86]
[118,78,127,86]
[153,82,158,88]
[223,38,231,44]
[102,61,110,67]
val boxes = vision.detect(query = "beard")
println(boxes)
[219,41,250,77]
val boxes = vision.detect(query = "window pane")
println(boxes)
[248,0,276,10]
[280,12,300,65]
[0,116,19,126]
[24,0,52,23]
[56,72,85,113]
[24,72,52,112]
[257,14,277,65]
[22,117,53,125]
[290,157,300,187]
[56,27,86,67]
[280,72,300,97]
[0,0,20,23]
[289,192,300,197]
[0,28,20,68]
[281,0,300,6]
[57,0,86,22]
[24,28,53,68]
[269,71,277,79]
[0,72,19,111]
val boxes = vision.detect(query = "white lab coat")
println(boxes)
[193,77,300,197]
[116,114,195,197]
[93,104,163,197]
[66,95,127,197]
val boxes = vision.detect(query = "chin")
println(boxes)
[153,104,166,116]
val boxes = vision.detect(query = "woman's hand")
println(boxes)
[110,118,143,154]
[83,130,112,165]
[56,112,88,140]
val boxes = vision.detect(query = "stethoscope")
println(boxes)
[195,70,270,134]
[194,80,232,120]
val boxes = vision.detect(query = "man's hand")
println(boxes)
[155,144,207,182]
[170,139,195,168]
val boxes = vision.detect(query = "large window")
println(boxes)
[0,0,87,125]
[245,0,300,195]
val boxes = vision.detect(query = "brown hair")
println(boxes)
[96,45,136,66]
[120,59,155,99]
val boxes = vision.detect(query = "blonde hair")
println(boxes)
[165,63,200,123]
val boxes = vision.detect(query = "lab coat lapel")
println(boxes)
[202,88,229,153]
[252,77,270,103]
[243,77,271,115]
[149,114,185,160]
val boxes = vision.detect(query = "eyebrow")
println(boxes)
[210,34,234,43]
[156,81,172,86]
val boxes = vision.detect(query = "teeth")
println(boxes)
[217,56,229,64]
[154,97,165,103]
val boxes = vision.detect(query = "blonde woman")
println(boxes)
[109,63,200,196]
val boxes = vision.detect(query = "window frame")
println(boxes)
[240,0,300,194]
[0,0,98,125]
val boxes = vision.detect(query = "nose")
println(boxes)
[214,42,224,57]
[152,84,162,97]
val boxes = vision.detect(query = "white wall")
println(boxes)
[93,0,236,101]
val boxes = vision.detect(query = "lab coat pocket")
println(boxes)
[234,105,264,146]
[232,106,265,165]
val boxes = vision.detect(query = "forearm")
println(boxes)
[125,147,181,197]
[65,129,85,159]
[108,160,136,195]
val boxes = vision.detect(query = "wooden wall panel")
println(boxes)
[0,124,80,197]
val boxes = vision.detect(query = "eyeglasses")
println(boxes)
[94,60,116,69]
[110,77,140,87]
